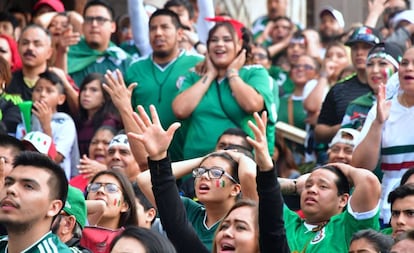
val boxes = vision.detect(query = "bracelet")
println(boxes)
[227,74,239,81]
[194,41,202,50]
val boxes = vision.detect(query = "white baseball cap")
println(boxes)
[320,6,345,28]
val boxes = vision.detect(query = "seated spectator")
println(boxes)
[30,70,80,179]
[110,226,176,253]
[76,73,122,156]
[52,185,92,252]
[132,106,289,252]
[283,162,381,252]
[348,229,393,253]
[70,126,116,191]
[136,104,259,250]
[327,128,360,164]
[82,169,138,252]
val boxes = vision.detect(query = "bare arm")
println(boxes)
[330,163,381,212]
[314,123,341,143]
[103,69,149,170]
[303,75,329,114]
[352,84,389,170]
[364,0,388,27]
[226,50,264,112]
[172,56,216,119]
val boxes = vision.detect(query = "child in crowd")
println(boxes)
[30,70,80,179]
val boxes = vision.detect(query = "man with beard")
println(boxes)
[67,0,131,86]
[125,9,203,162]
[0,151,71,253]
[319,7,345,51]
[6,24,52,100]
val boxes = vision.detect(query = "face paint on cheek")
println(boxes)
[113,198,121,207]
[215,179,225,188]
[382,67,394,81]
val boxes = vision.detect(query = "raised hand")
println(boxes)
[375,83,391,124]
[246,111,273,171]
[103,69,137,111]
[128,105,180,160]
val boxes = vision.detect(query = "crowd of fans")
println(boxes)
[0,0,414,252]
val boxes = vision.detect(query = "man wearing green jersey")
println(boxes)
[0,152,71,253]
[126,9,203,162]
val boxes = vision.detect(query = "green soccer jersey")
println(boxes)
[126,51,203,161]
[182,197,218,252]
[268,65,294,96]
[278,94,307,130]
[0,231,71,253]
[341,92,375,130]
[179,64,276,159]
[284,205,380,253]
[68,38,132,86]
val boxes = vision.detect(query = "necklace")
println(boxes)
[151,61,177,103]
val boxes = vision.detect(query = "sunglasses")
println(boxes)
[253,53,268,60]
[192,167,238,184]
[87,182,120,193]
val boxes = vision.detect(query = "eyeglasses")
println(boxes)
[87,182,120,193]
[292,64,315,71]
[192,167,238,184]
[253,53,268,60]
[84,16,112,25]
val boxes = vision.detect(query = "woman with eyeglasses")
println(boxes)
[277,54,320,165]
[172,20,276,160]
[132,105,289,253]
[82,169,138,252]
[86,169,138,228]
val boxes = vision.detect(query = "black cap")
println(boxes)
[345,26,382,46]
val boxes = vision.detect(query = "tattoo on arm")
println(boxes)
[202,75,208,84]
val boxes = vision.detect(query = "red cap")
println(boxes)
[205,16,244,39]
[33,0,65,13]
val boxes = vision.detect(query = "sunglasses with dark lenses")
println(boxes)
[192,167,238,184]
[87,182,120,193]
[253,53,268,60]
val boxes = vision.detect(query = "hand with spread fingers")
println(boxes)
[246,111,273,172]
[103,69,137,113]
[128,105,181,161]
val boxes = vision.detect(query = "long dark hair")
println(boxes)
[207,22,253,65]
[77,73,120,132]
[88,169,138,228]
